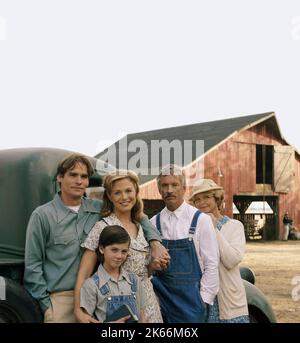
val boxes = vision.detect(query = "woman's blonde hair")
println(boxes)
[101,169,144,221]
[212,189,225,211]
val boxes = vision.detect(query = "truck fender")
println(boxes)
[243,280,277,323]
[0,277,43,323]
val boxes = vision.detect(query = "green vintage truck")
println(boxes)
[0,148,276,323]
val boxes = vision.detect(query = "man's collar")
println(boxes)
[80,196,101,214]
[164,200,187,219]
[53,193,74,223]
[53,193,100,223]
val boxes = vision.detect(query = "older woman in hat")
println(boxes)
[190,179,249,323]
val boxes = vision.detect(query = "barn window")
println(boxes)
[256,145,273,184]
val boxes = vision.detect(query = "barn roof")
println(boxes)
[130,112,274,152]
[95,112,289,184]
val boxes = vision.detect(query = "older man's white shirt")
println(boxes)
[150,201,219,305]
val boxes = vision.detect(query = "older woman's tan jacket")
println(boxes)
[216,218,248,320]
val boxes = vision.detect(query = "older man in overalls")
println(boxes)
[151,165,219,323]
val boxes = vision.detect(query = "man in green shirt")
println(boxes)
[24,153,168,323]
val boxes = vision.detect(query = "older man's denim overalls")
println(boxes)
[151,210,206,323]
[92,272,139,321]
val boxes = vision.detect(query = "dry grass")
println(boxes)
[241,241,300,323]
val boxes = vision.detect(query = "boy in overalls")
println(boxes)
[151,165,219,323]
[80,225,145,322]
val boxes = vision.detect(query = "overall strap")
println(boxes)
[92,273,110,295]
[189,210,202,235]
[101,218,109,226]
[156,213,162,233]
[128,273,138,293]
[92,273,100,288]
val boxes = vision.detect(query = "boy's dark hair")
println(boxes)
[96,225,131,263]
[56,153,94,178]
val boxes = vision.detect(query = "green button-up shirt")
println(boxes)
[24,194,101,312]
[24,193,161,313]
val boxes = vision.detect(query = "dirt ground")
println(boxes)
[241,240,300,323]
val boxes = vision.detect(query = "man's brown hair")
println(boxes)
[56,153,94,178]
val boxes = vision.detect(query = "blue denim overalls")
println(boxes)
[151,210,206,323]
[92,272,139,321]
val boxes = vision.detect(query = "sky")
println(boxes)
[1,0,300,157]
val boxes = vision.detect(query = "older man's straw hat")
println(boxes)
[189,179,223,201]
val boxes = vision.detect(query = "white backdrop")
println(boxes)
[1,0,300,156]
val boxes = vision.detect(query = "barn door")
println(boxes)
[274,146,294,193]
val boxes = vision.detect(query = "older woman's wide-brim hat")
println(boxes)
[189,179,223,201]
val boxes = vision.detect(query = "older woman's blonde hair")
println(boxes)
[101,169,144,222]
[212,189,225,211]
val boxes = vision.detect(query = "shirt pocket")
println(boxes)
[53,233,77,245]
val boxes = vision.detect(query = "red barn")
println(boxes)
[96,112,300,240]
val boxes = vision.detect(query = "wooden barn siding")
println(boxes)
[234,123,285,145]
[140,179,160,199]
[140,121,300,236]
[201,140,234,216]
